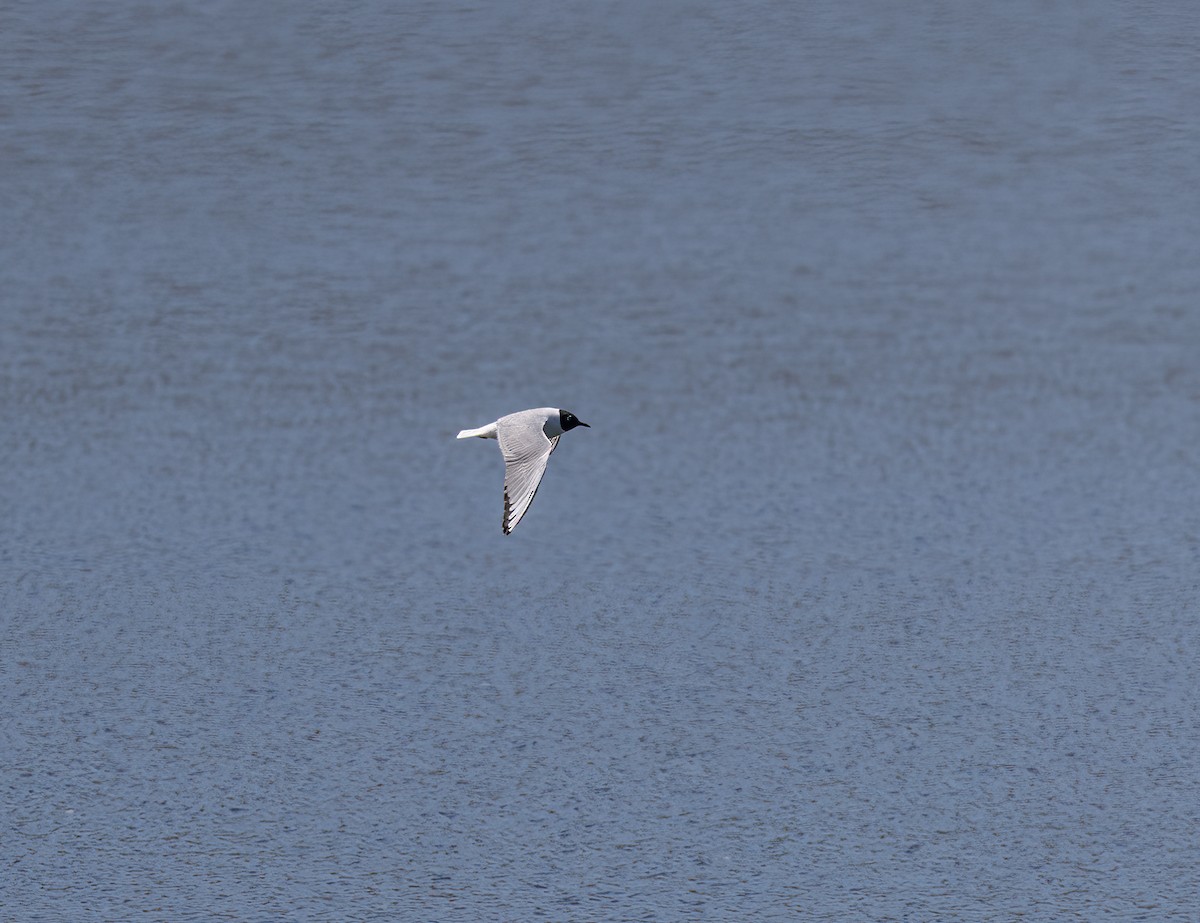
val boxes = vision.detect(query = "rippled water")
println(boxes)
[4,2,1199,919]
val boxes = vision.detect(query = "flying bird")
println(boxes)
[457,407,590,534]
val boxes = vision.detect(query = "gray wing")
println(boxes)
[497,419,560,534]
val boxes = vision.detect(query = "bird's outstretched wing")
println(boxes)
[498,419,559,534]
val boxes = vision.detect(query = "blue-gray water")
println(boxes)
[4,2,1199,920]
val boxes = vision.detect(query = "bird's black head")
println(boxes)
[559,410,589,432]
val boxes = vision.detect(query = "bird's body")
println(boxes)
[457,407,589,534]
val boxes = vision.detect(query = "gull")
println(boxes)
[457,408,589,534]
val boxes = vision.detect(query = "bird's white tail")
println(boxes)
[457,423,498,439]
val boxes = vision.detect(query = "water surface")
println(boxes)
[3,2,1199,919]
